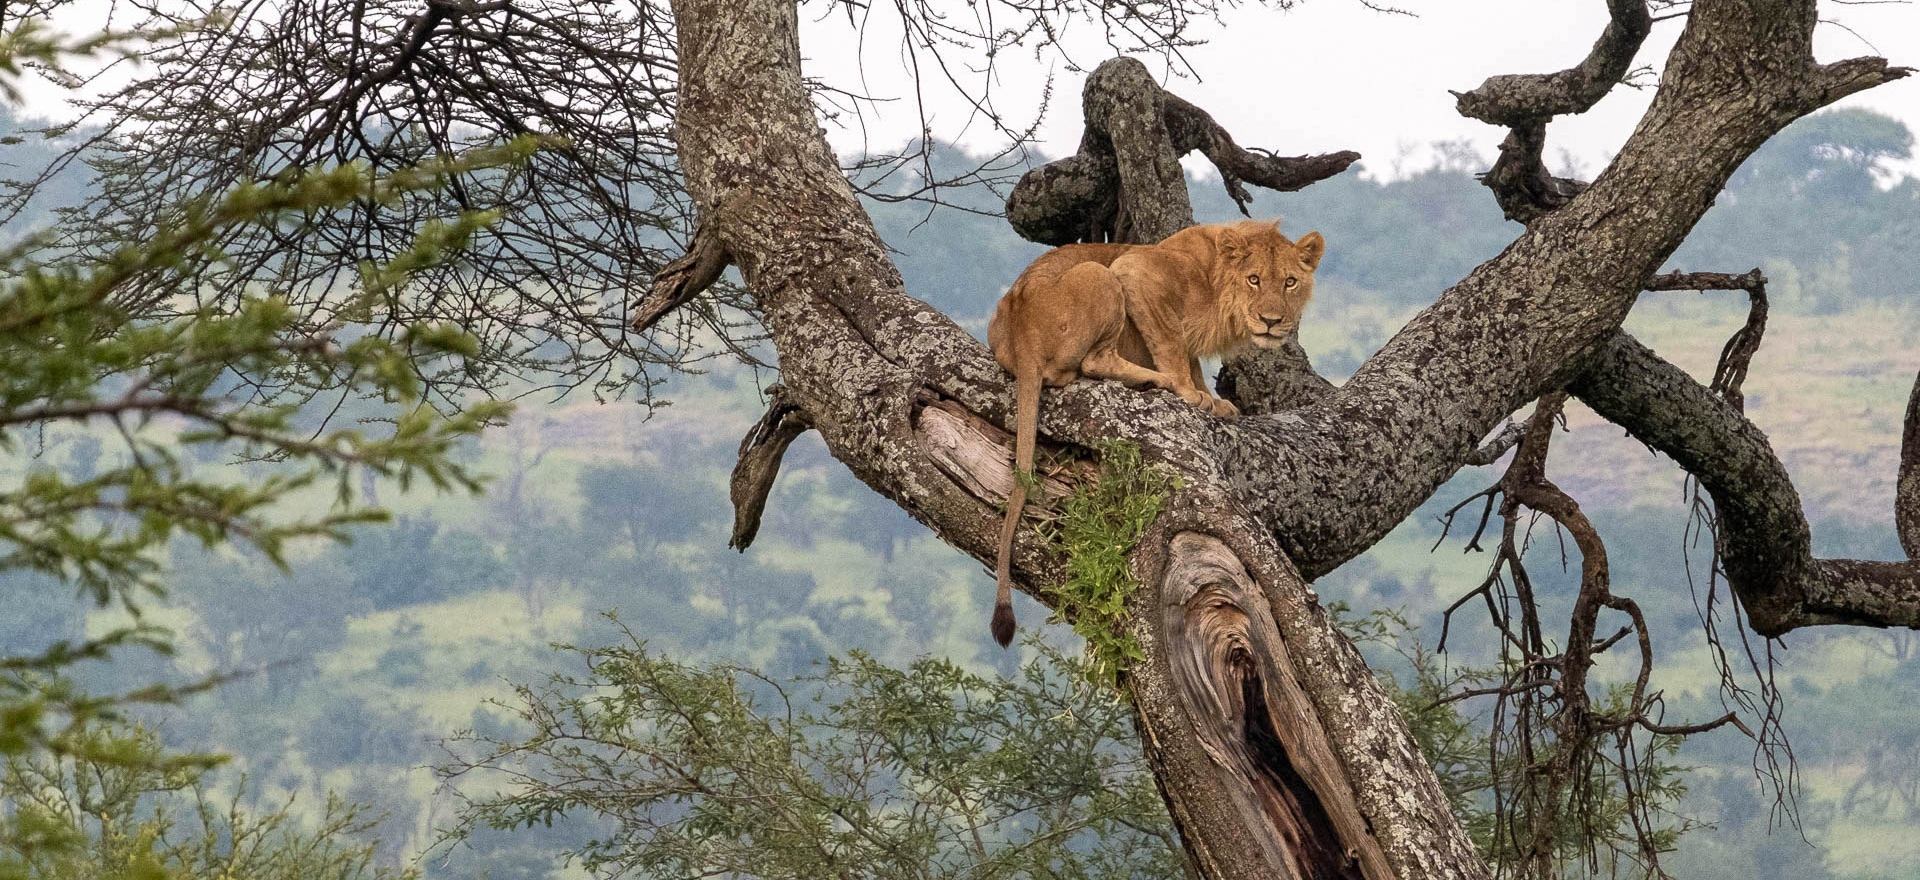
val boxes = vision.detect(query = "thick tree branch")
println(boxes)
[1216,331,1335,416]
[1900,369,1920,560]
[1571,331,1920,634]
[1569,330,1810,631]
[1810,561,1920,631]
[1226,0,1907,580]
[1453,0,1652,127]
[1085,58,1194,244]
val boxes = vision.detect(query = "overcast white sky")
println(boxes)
[799,0,1920,181]
[12,1,1916,181]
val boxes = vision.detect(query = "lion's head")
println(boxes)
[1209,220,1326,349]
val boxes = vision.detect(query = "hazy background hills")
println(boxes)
[3,107,1917,878]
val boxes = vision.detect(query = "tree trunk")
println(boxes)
[667,2,1480,876]
[662,0,1908,876]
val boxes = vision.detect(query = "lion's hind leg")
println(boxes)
[1082,348,1179,391]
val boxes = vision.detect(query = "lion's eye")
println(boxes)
[1247,273,1261,287]
[1283,276,1298,289]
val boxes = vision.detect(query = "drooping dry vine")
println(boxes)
[1435,389,1750,877]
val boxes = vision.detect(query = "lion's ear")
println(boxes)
[1297,232,1326,270]
[1214,227,1250,263]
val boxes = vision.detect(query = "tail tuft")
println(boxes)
[991,601,1016,648]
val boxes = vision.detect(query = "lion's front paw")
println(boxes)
[1210,398,1240,419]
[1176,387,1212,409]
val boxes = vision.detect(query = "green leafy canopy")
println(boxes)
[0,130,551,765]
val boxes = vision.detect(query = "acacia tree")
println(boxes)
[9,0,1915,877]
[651,2,1910,878]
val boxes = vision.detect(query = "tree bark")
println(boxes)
[662,0,1909,876]
[668,3,1479,877]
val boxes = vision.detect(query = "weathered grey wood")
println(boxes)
[667,2,1487,875]
[1899,369,1920,560]
[1217,331,1336,416]
[1454,0,1649,222]
[728,387,811,551]
[915,399,1087,509]
[1005,57,1357,246]
[1156,532,1388,880]
[1571,331,1920,634]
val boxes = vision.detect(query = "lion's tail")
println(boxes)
[993,369,1042,648]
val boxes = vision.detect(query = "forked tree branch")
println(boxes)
[666,0,1911,875]
[1454,0,1652,222]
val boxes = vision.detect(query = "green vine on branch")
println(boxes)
[1040,439,1176,692]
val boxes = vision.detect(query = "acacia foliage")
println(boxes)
[439,624,1187,879]
[437,607,1691,879]
[0,149,527,766]
[0,723,413,880]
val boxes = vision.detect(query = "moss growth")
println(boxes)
[1040,439,1176,690]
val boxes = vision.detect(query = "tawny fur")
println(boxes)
[983,220,1326,647]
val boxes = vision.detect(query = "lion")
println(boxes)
[983,220,1326,647]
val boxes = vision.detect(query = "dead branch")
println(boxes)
[1466,420,1528,466]
[913,397,1092,510]
[633,223,734,334]
[728,386,813,552]
[1644,269,1766,293]
[1643,269,1771,411]
[1435,388,1754,875]
[1161,92,1362,216]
